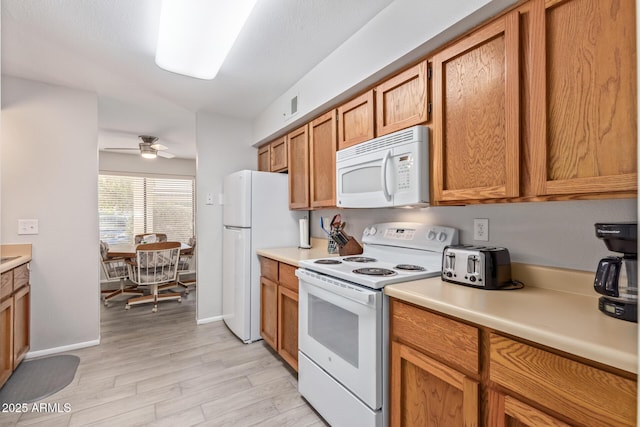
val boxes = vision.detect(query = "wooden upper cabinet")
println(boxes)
[376,60,429,137]
[529,0,637,197]
[287,125,310,209]
[309,110,337,208]
[258,137,288,172]
[432,11,520,202]
[257,144,270,172]
[270,137,288,172]
[337,90,375,150]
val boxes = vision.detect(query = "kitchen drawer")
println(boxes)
[490,333,637,427]
[278,263,298,292]
[0,271,12,301]
[13,264,29,291]
[260,257,278,282]
[391,299,479,375]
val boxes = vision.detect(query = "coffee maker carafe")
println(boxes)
[594,222,637,322]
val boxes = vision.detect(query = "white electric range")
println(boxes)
[296,222,459,427]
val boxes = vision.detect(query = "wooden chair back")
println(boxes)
[134,233,168,244]
[128,241,180,286]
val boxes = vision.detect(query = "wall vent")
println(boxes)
[290,96,298,115]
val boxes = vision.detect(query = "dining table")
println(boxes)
[107,242,191,259]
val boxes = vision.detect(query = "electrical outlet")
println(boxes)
[473,218,489,241]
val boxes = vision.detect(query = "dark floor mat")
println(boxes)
[0,355,80,404]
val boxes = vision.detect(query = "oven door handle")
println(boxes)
[296,270,379,307]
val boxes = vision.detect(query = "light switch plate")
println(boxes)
[18,219,39,235]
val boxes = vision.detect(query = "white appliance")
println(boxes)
[296,222,458,427]
[336,125,429,208]
[222,170,305,343]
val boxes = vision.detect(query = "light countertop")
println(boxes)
[385,271,638,374]
[1,244,32,273]
[258,243,637,374]
[256,238,337,266]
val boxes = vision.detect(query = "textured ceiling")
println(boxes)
[1,0,394,159]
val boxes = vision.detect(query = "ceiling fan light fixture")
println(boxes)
[140,144,158,159]
[155,0,258,80]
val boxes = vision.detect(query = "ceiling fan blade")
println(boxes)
[157,151,176,159]
[150,143,168,151]
[103,147,139,151]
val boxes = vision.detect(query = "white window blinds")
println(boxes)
[99,174,195,245]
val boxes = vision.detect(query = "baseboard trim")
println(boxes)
[197,315,223,325]
[25,337,101,359]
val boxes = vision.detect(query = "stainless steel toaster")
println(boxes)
[441,245,512,289]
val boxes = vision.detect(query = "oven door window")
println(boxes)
[308,294,359,367]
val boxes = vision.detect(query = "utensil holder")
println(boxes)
[327,239,339,254]
[338,236,363,256]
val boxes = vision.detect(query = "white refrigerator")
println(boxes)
[222,170,306,343]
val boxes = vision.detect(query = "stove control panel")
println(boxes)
[362,222,459,251]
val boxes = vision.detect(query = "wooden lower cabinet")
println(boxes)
[13,284,30,367]
[488,390,570,427]
[260,277,278,350]
[277,286,298,371]
[389,298,637,427]
[390,341,478,427]
[0,298,14,387]
[259,257,299,371]
[489,333,636,427]
[0,262,30,388]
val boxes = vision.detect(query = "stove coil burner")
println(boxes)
[353,268,397,276]
[343,256,377,263]
[395,264,426,271]
[314,259,342,265]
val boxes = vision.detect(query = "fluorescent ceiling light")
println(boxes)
[155,0,258,80]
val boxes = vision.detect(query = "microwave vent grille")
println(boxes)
[337,126,424,161]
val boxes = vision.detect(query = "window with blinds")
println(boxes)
[99,174,195,245]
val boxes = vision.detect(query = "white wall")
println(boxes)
[252,0,518,144]
[195,112,255,323]
[1,76,100,354]
[99,151,196,177]
[312,199,637,277]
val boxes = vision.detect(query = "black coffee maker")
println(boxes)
[594,222,637,322]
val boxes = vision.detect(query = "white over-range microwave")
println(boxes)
[336,125,429,208]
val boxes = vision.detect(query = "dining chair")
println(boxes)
[100,240,143,306]
[125,241,181,312]
[177,236,196,294]
[134,233,168,244]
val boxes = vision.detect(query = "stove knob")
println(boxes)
[438,232,447,242]
[369,227,377,236]
[363,227,370,236]
[427,230,436,240]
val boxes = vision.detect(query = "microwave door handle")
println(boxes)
[381,150,392,201]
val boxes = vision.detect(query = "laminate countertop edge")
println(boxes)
[385,278,637,374]
[1,244,33,273]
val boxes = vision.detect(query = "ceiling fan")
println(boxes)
[103,135,176,159]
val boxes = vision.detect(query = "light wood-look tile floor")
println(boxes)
[1,292,328,427]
